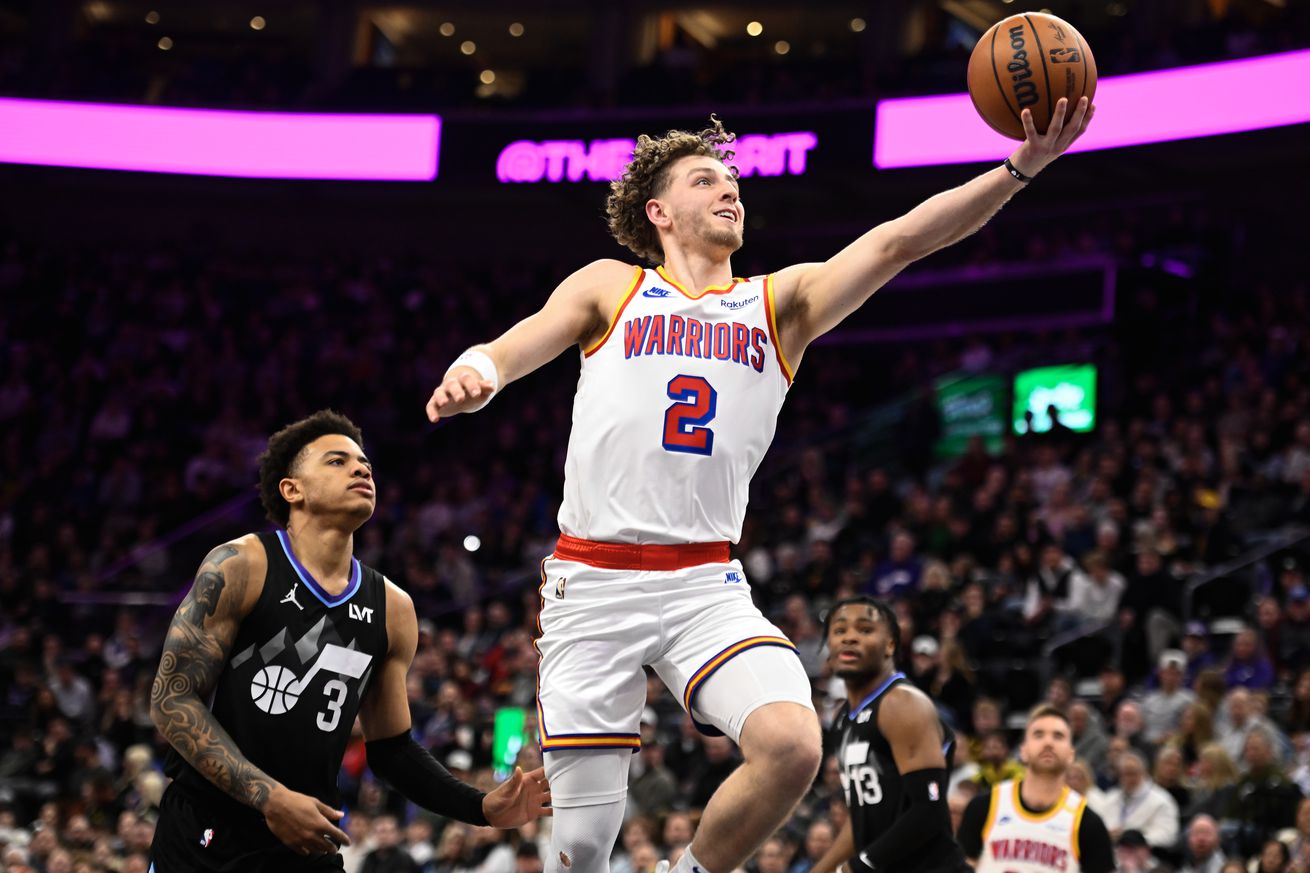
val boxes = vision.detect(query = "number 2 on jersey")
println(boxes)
[662,375,717,456]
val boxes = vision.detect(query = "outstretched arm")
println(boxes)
[150,538,351,856]
[850,686,954,872]
[425,258,637,421]
[773,97,1095,362]
[360,582,552,827]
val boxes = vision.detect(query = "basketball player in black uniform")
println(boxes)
[812,596,970,873]
[149,411,550,871]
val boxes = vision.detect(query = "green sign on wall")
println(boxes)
[1013,364,1098,434]
[935,373,1007,458]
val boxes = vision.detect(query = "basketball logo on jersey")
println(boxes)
[280,584,304,611]
[199,828,214,848]
[554,577,567,599]
[249,642,372,720]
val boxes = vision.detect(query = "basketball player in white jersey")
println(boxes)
[426,98,1094,873]
[957,705,1115,873]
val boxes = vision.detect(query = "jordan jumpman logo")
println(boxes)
[280,584,304,611]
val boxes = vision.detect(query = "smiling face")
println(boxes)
[280,433,376,525]
[648,155,744,259]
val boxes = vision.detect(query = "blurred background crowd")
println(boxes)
[3,1,1310,872]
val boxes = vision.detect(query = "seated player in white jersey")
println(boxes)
[425,101,1094,873]
[957,705,1115,873]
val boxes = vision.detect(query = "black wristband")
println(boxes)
[365,732,488,826]
[1004,157,1034,183]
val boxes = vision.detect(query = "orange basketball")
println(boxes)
[966,12,1097,141]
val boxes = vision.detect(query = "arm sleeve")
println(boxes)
[851,768,952,873]
[956,793,992,861]
[365,732,488,826]
[1076,806,1117,873]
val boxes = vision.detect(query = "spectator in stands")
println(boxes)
[1143,649,1198,744]
[611,819,657,873]
[970,730,1025,791]
[1093,748,1180,849]
[790,820,835,873]
[1179,814,1226,873]
[1183,623,1219,686]
[1286,797,1310,873]
[868,530,921,599]
[1282,594,1310,677]
[1228,727,1303,855]
[925,641,977,733]
[1153,745,1190,812]
[1071,700,1111,775]
[1226,627,1276,690]
[361,815,418,873]
[1067,757,1108,812]
[1069,550,1125,625]
[1184,743,1241,822]
[1114,700,1157,760]
[1115,829,1161,873]
[1022,543,1080,631]
[1257,840,1292,873]
[628,742,678,820]
[1119,549,1184,680]
[1221,687,1285,764]
[1173,703,1216,768]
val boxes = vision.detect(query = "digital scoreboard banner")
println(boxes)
[437,108,875,189]
[1013,364,1097,435]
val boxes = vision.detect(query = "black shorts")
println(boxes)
[150,783,344,873]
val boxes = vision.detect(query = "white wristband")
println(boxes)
[445,349,500,412]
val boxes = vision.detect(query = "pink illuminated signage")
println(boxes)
[874,48,1310,168]
[0,98,441,180]
[496,131,818,183]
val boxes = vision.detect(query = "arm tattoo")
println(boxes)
[151,543,277,812]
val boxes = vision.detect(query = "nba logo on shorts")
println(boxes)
[554,577,567,599]
[200,828,214,848]
[928,782,939,801]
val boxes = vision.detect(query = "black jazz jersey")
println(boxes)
[165,531,389,818]
[831,672,969,873]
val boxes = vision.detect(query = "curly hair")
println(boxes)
[257,409,364,527]
[606,115,738,265]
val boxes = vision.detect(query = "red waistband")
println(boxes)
[553,534,731,571]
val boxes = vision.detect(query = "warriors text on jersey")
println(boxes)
[958,779,1115,873]
[558,265,792,544]
[831,672,968,873]
[164,531,389,818]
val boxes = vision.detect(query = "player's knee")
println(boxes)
[549,797,625,873]
[743,703,822,786]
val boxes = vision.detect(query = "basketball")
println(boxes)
[250,665,301,715]
[967,12,1097,140]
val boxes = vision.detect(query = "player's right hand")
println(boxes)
[263,785,351,856]
[426,365,495,422]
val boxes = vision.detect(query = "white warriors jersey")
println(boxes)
[558,265,793,544]
[978,780,1087,873]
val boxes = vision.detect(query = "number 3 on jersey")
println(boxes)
[662,375,718,456]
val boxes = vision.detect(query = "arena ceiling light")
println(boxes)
[0,99,441,180]
[873,48,1310,168]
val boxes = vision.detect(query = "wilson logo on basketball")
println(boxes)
[1006,25,1039,109]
